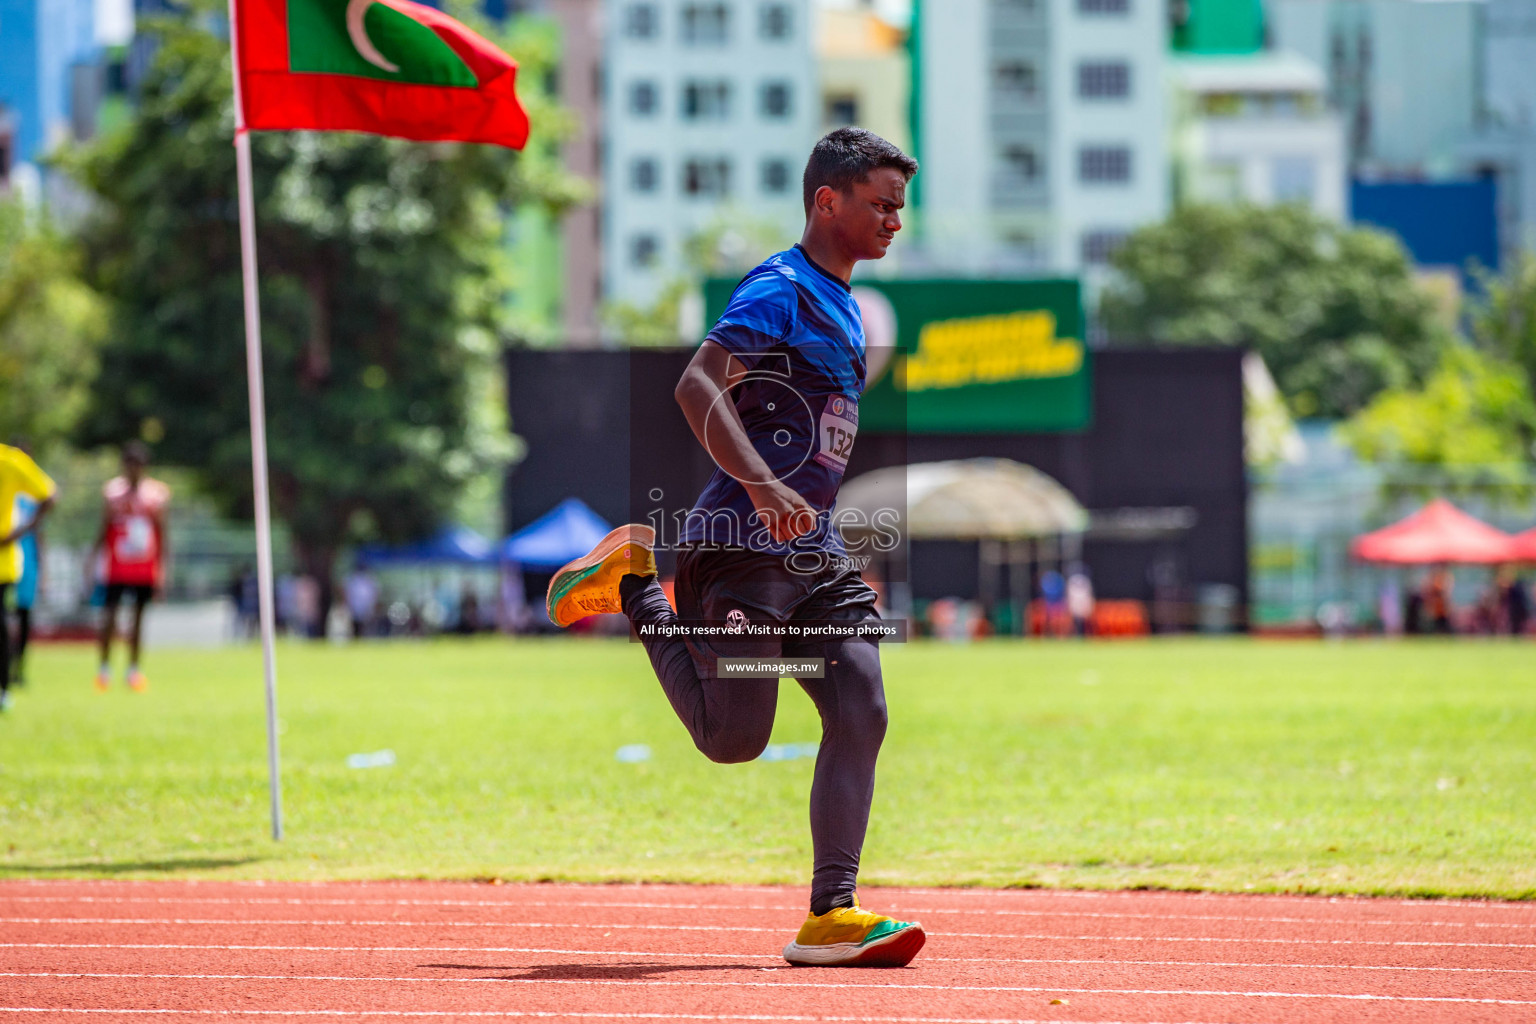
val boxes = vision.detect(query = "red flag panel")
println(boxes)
[234,0,530,149]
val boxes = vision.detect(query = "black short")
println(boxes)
[105,583,155,607]
[674,544,880,662]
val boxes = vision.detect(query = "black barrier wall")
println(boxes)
[504,347,1248,627]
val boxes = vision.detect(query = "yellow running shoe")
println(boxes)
[94,668,111,693]
[782,899,926,967]
[126,668,148,693]
[545,524,658,628]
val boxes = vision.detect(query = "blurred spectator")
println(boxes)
[1498,567,1529,636]
[456,586,481,634]
[230,564,259,639]
[1066,565,1095,637]
[294,575,321,638]
[1422,567,1454,634]
[1148,554,1185,633]
[1473,580,1501,635]
[1404,584,1424,635]
[1039,569,1067,636]
[345,564,379,639]
[928,597,981,642]
[1379,579,1403,635]
[498,563,529,633]
[276,574,297,635]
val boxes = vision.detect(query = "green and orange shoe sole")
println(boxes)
[545,524,658,628]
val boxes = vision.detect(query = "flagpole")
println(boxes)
[226,0,284,842]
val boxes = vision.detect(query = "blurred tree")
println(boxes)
[0,198,106,451]
[1340,345,1536,489]
[1470,250,1536,396]
[1100,204,1446,418]
[66,10,583,621]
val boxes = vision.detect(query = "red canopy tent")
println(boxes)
[1350,499,1518,564]
[1512,527,1536,562]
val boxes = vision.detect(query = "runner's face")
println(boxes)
[831,168,906,262]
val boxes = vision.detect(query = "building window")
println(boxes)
[1001,144,1040,182]
[1078,0,1129,13]
[683,158,732,197]
[762,158,792,194]
[761,81,793,118]
[1079,145,1132,183]
[1272,156,1316,203]
[1078,61,1131,99]
[681,3,730,44]
[995,61,1038,98]
[628,80,659,116]
[1001,229,1040,264]
[631,234,660,267]
[826,96,858,126]
[682,80,732,120]
[631,157,660,193]
[624,3,659,38]
[1081,230,1128,265]
[760,2,792,39]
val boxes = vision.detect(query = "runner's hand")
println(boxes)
[748,481,817,544]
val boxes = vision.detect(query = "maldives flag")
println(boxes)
[234,0,529,149]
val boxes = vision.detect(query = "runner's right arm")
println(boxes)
[676,340,816,544]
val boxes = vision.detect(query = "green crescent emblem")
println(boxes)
[288,0,478,87]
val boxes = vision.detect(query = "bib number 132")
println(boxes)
[814,394,859,474]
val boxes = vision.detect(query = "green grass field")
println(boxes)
[1,638,1533,898]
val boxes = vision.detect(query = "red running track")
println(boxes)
[2,879,1534,1023]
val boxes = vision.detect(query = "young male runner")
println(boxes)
[91,442,171,692]
[0,442,56,711]
[547,129,922,967]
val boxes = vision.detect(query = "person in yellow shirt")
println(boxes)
[0,443,57,712]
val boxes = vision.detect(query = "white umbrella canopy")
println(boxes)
[837,458,1088,541]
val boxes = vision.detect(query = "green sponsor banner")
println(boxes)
[703,277,1089,433]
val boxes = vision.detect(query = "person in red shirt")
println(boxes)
[90,443,171,692]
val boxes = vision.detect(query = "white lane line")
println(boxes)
[922,957,1536,975]
[4,942,1533,975]
[4,896,1527,930]
[0,943,777,959]
[0,1012,1226,1024]
[6,918,1534,949]
[6,972,1535,1006]
[4,879,1530,913]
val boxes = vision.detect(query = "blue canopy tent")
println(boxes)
[501,498,612,571]
[356,525,496,567]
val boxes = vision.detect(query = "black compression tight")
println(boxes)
[622,576,887,916]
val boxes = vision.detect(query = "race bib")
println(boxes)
[115,514,154,561]
[814,394,858,473]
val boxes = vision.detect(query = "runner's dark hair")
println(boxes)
[122,440,151,465]
[802,128,918,216]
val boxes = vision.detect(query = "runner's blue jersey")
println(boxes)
[681,245,866,555]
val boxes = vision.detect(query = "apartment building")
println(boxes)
[1169,51,1346,218]
[603,0,818,306]
[915,0,1169,274]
